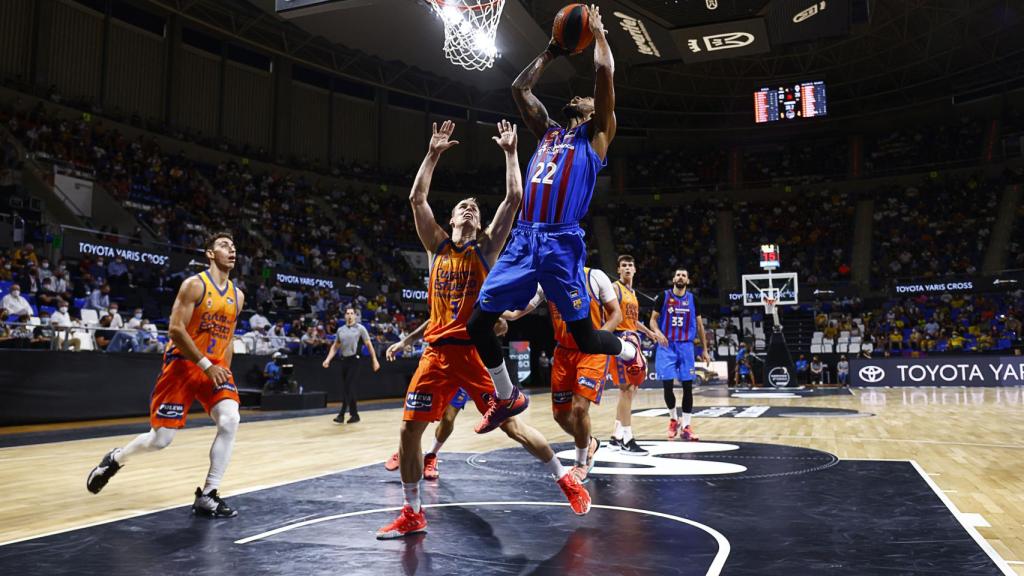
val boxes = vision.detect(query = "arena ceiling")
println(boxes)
[162,0,1023,129]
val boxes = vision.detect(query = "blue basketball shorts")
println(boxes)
[655,341,695,382]
[477,221,590,322]
[449,387,469,410]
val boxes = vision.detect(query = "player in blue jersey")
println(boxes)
[649,269,710,441]
[467,4,645,434]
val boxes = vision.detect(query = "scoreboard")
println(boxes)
[754,81,828,124]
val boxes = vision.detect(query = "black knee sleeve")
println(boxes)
[662,380,676,410]
[566,318,622,355]
[681,380,694,413]
[467,307,504,368]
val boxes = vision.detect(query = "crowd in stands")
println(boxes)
[864,115,985,175]
[870,172,998,286]
[742,136,848,185]
[0,239,425,359]
[860,292,1022,354]
[603,200,720,294]
[626,146,727,193]
[733,189,854,286]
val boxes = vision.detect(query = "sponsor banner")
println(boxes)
[510,341,531,385]
[401,288,429,302]
[273,271,344,290]
[599,0,680,64]
[851,356,1024,387]
[892,278,978,296]
[673,17,771,64]
[767,0,850,45]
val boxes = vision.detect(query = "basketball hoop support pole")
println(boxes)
[767,268,781,330]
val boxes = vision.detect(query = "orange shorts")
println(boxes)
[551,345,607,412]
[150,356,239,429]
[403,344,493,422]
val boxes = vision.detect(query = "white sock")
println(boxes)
[682,412,692,427]
[544,456,567,479]
[675,406,684,419]
[429,439,444,456]
[575,446,588,466]
[613,420,623,440]
[115,427,176,464]
[487,363,514,400]
[403,481,422,512]
[204,400,240,494]
[616,338,637,362]
[622,426,633,443]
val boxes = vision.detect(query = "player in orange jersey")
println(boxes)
[503,266,621,481]
[607,254,661,455]
[376,120,590,540]
[87,232,244,518]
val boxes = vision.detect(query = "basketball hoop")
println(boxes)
[763,297,777,316]
[429,0,506,71]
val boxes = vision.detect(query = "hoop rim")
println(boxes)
[432,0,504,11]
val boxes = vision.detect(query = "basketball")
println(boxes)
[552,3,594,55]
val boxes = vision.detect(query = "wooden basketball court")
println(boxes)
[0,386,1021,574]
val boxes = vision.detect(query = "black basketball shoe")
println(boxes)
[620,438,649,456]
[608,436,622,451]
[86,449,122,494]
[192,488,238,518]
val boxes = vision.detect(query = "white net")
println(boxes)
[429,0,506,71]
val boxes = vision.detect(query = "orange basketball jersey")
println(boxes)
[549,267,604,350]
[166,270,239,362]
[614,280,640,333]
[425,239,489,343]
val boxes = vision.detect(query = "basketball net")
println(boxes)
[429,0,505,71]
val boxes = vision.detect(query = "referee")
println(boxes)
[323,306,380,423]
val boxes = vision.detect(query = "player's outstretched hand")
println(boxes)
[386,341,403,362]
[204,364,232,386]
[655,333,669,347]
[492,119,517,152]
[701,351,712,364]
[429,120,459,156]
[587,4,606,35]
[546,39,570,58]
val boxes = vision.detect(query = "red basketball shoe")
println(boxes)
[557,472,592,516]
[667,418,680,440]
[384,452,400,472]
[376,505,427,540]
[423,453,440,480]
[681,425,700,442]
[622,333,648,385]
[475,387,529,434]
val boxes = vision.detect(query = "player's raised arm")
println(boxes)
[481,120,523,263]
[587,4,616,160]
[410,120,458,254]
[512,47,560,140]
[168,276,231,385]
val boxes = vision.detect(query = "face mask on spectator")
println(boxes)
[109,307,118,316]
[10,289,19,297]
[41,262,49,269]
[59,306,68,313]
[134,312,143,320]
[41,316,50,325]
